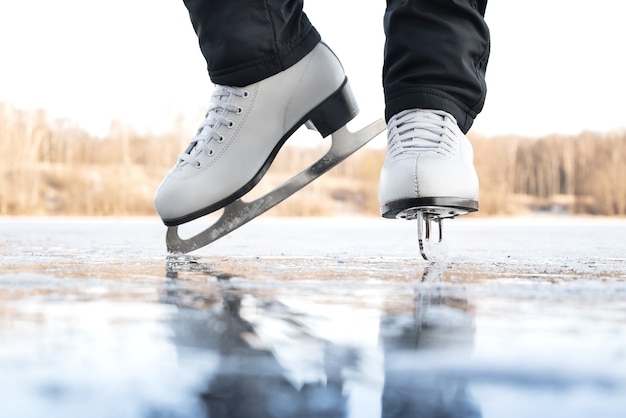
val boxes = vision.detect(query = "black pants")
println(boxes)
[182,0,490,133]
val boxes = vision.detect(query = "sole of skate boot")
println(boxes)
[381,197,478,220]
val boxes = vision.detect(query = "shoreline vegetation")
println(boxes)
[1,103,625,218]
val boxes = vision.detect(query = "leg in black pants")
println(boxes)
[181,0,321,86]
[384,0,490,133]
[181,0,490,132]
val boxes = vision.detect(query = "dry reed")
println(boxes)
[1,102,625,217]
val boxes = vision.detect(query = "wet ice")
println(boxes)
[0,216,625,417]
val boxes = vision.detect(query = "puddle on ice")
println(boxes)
[0,216,625,417]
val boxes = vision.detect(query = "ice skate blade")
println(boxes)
[166,118,386,254]
[381,199,476,260]
[416,211,449,262]
[385,204,475,261]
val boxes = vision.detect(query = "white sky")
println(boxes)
[0,0,624,138]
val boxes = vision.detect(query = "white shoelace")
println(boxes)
[386,109,458,159]
[178,86,249,167]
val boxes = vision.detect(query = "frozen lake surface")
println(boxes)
[1,215,625,417]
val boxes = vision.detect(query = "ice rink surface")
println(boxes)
[1,215,625,417]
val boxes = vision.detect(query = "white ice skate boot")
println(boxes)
[378,109,479,259]
[155,42,359,226]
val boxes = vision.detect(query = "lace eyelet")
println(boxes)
[208,149,214,156]
[228,121,234,128]
[194,161,202,168]
[218,135,224,143]
[236,107,243,114]
[242,91,249,98]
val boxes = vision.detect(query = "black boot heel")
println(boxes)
[306,78,359,137]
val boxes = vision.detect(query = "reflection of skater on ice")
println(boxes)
[163,265,481,417]
[154,1,490,259]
